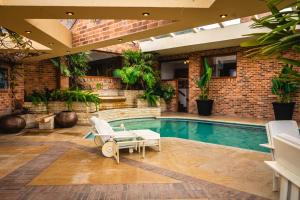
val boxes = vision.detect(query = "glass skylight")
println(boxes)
[221,18,241,26]
[174,29,194,35]
[155,34,172,39]
[198,23,220,30]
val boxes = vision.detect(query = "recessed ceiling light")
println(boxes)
[66,12,74,16]
[25,31,31,34]
[220,14,228,19]
[48,43,54,46]
[118,39,123,42]
[142,12,150,17]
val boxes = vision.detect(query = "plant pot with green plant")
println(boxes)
[195,58,213,116]
[271,65,299,120]
[53,89,100,128]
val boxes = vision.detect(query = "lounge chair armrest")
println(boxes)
[260,143,274,149]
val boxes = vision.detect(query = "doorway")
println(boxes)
[161,60,189,112]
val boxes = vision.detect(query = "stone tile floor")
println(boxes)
[0,114,278,200]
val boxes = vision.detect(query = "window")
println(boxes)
[204,54,237,77]
[0,67,9,89]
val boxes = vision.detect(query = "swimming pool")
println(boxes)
[108,118,268,152]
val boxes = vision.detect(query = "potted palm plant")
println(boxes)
[196,58,213,116]
[272,65,299,120]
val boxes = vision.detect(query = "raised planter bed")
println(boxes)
[23,102,47,114]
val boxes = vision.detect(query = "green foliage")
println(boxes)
[95,83,103,90]
[113,50,157,89]
[196,58,213,100]
[51,52,90,88]
[155,83,175,104]
[272,65,299,103]
[25,88,53,106]
[50,88,101,111]
[241,0,300,66]
[26,88,101,111]
[141,89,159,107]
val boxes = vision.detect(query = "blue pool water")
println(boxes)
[108,118,268,152]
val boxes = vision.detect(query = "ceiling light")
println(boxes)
[48,43,54,46]
[220,14,228,19]
[118,39,123,42]
[184,60,190,65]
[66,50,71,53]
[25,31,31,34]
[66,12,74,16]
[142,12,150,17]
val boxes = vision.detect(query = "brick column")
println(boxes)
[188,54,201,114]
[59,76,69,89]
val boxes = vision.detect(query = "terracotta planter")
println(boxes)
[23,102,47,114]
[55,111,78,128]
[0,115,26,134]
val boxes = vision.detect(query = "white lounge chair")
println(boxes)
[90,117,139,162]
[90,117,160,163]
[265,134,300,200]
[261,120,299,191]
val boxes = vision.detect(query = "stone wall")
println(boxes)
[94,107,161,123]
[184,47,300,121]
[81,76,121,90]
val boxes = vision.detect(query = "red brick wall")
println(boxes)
[72,19,172,47]
[24,60,58,94]
[0,64,24,116]
[162,47,300,121]
[189,48,300,121]
[81,76,121,90]
[97,42,140,54]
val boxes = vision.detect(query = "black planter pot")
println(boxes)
[0,115,26,134]
[196,99,214,116]
[272,102,295,120]
[55,111,78,128]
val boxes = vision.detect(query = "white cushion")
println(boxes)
[133,129,160,140]
[90,116,114,135]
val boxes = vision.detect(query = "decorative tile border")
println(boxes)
[0,141,269,200]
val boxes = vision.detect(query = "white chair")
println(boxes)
[90,117,138,161]
[265,134,300,200]
[261,120,299,191]
[89,117,161,163]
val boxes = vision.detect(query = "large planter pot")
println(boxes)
[0,115,26,134]
[196,99,214,116]
[272,102,295,120]
[23,102,47,114]
[55,111,78,128]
